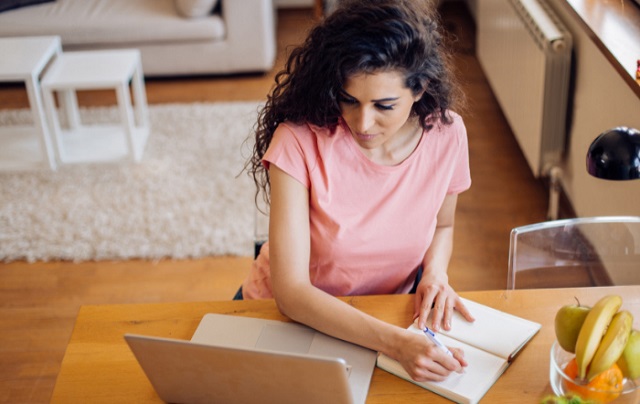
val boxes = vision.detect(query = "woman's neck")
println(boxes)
[358,118,424,166]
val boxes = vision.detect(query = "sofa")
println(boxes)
[0,0,277,77]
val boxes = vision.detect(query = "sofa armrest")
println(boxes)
[220,0,277,71]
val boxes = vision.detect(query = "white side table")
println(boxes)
[41,49,149,164]
[0,36,61,170]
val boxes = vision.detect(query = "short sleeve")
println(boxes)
[446,115,472,194]
[263,123,318,189]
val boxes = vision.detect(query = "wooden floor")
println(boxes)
[0,4,549,403]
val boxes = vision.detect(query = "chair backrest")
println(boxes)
[507,216,640,289]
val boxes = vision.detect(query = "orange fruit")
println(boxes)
[563,358,624,403]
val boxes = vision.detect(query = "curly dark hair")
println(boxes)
[247,0,462,205]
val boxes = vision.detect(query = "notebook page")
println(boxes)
[436,298,541,360]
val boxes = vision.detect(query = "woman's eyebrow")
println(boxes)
[340,89,399,103]
[371,97,399,103]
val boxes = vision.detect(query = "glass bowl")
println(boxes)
[550,341,640,403]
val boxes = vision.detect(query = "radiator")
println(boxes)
[477,0,572,177]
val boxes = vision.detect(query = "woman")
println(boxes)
[239,0,475,381]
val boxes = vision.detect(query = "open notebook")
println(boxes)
[376,298,541,404]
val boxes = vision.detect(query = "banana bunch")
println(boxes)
[574,295,634,382]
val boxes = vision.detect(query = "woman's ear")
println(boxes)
[414,90,425,102]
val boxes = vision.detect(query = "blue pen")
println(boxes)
[423,327,453,357]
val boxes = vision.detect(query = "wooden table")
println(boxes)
[50,286,640,403]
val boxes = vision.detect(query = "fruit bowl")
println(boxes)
[550,341,640,403]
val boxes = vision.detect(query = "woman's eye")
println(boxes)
[376,104,394,111]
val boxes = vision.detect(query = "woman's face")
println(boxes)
[339,70,421,152]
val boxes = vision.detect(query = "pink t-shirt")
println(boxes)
[242,112,471,299]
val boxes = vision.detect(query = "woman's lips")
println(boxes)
[356,132,376,141]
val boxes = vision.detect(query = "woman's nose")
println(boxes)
[353,107,374,133]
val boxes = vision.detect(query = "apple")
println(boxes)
[617,329,640,380]
[555,301,590,353]
[540,394,593,403]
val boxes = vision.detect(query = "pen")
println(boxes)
[423,327,453,357]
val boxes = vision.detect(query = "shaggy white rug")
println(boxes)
[0,102,263,262]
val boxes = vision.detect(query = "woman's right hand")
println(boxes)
[392,329,467,382]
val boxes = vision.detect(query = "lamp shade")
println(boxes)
[586,127,640,180]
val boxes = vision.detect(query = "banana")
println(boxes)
[586,310,633,381]
[574,295,623,380]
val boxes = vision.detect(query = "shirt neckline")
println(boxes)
[340,119,427,172]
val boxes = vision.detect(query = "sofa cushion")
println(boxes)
[174,0,219,18]
[0,0,225,46]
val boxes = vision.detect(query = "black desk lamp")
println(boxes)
[586,127,640,180]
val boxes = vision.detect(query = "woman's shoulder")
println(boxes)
[420,110,467,153]
[274,121,340,145]
[428,110,465,134]
[277,121,335,136]
[438,109,463,126]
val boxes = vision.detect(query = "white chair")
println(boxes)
[507,216,640,289]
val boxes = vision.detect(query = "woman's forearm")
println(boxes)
[273,280,405,358]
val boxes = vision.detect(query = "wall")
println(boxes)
[469,0,640,217]
[544,3,640,217]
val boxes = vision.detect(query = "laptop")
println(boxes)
[124,313,377,404]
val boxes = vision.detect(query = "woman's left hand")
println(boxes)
[413,272,474,332]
